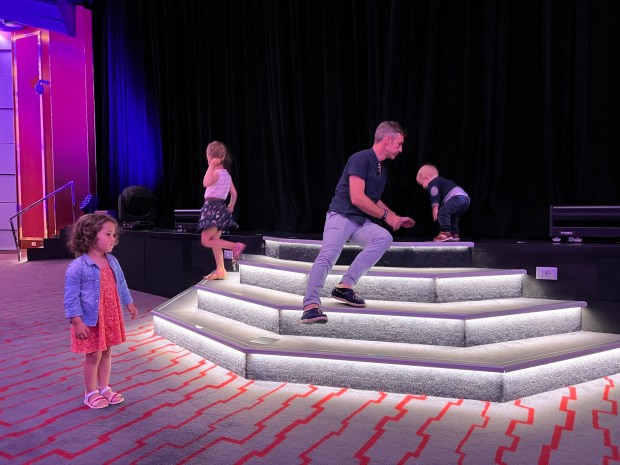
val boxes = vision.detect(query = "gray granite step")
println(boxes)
[195,276,584,346]
[152,287,620,402]
[263,236,474,267]
[239,255,526,302]
[151,236,616,402]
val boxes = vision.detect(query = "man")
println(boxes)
[301,121,415,324]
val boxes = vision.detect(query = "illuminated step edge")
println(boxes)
[196,283,585,347]
[152,301,620,402]
[263,236,474,267]
[238,256,526,303]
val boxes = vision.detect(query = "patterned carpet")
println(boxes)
[1,254,619,465]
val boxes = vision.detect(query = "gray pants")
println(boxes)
[303,211,392,308]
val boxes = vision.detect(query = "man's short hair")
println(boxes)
[374,121,407,143]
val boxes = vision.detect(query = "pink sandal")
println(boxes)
[204,270,227,281]
[84,390,109,409]
[99,386,124,405]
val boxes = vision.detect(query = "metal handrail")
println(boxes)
[9,180,76,262]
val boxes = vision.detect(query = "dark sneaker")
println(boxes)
[301,307,328,324]
[450,234,460,241]
[433,232,452,242]
[331,287,366,308]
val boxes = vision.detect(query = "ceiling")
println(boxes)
[0,0,89,37]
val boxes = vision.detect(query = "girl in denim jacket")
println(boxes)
[64,213,138,409]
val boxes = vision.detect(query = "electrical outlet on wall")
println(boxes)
[536,266,558,280]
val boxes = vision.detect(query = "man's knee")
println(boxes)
[315,244,341,267]
[374,229,393,250]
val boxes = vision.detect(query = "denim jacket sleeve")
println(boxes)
[64,257,83,320]
[64,256,100,326]
[64,254,133,326]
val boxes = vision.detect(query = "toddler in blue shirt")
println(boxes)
[416,164,470,242]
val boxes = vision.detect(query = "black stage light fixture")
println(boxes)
[118,185,157,230]
[80,193,99,214]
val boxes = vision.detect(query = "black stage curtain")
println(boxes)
[92,0,620,239]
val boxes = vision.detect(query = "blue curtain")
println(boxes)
[93,0,163,209]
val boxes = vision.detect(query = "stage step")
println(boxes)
[151,236,618,402]
[263,236,474,267]
[26,226,73,261]
[239,255,526,303]
[194,277,584,346]
[152,287,620,402]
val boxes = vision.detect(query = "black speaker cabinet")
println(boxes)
[174,209,201,232]
[550,205,620,240]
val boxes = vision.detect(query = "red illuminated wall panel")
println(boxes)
[13,7,95,244]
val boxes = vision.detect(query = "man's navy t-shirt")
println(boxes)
[328,148,387,225]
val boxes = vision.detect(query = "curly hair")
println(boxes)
[67,213,119,256]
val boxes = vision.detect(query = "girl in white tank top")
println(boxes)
[197,141,246,280]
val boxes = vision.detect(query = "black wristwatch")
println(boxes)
[382,209,388,220]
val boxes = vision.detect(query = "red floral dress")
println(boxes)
[71,266,126,353]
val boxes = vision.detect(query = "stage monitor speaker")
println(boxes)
[118,185,157,230]
[174,209,201,232]
[550,205,620,240]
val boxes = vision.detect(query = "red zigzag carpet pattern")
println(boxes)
[1,256,619,464]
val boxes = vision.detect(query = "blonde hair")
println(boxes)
[67,213,119,256]
[206,141,227,159]
[206,140,231,169]
[416,164,439,185]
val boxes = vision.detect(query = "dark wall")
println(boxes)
[93,0,620,239]
[115,230,264,297]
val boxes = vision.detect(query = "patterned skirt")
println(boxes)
[197,199,239,232]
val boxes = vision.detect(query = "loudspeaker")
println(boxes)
[118,185,157,229]
[550,205,620,240]
[174,209,201,232]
